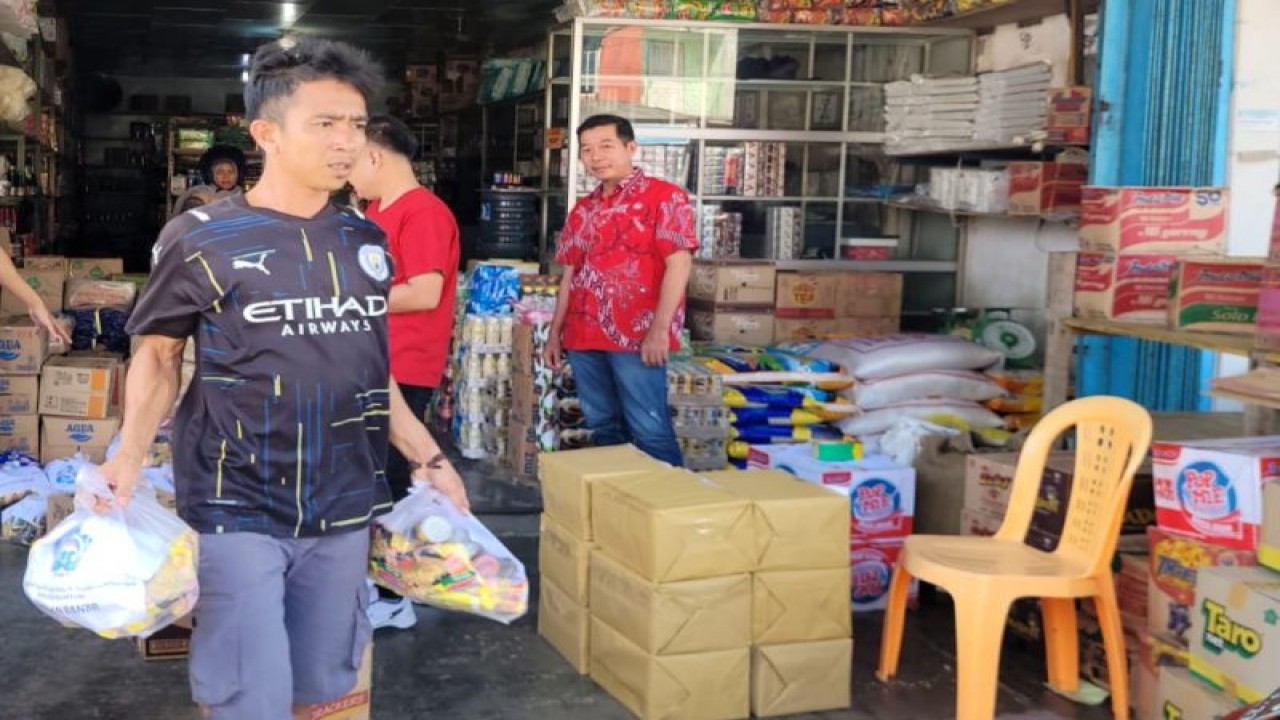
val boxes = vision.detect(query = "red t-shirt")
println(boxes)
[367,188,459,388]
[555,169,698,352]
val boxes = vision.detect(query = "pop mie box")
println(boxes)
[1079,186,1229,256]
[849,539,917,612]
[1074,252,1178,324]
[1151,436,1280,550]
[1168,258,1265,335]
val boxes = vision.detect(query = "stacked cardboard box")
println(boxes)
[1257,194,1280,351]
[510,320,556,482]
[38,355,122,463]
[773,272,838,342]
[834,272,902,339]
[0,318,45,456]
[688,260,776,347]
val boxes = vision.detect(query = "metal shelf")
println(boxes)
[885,141,1089,158]
[915,0,1100,29]
[774,259,958,273]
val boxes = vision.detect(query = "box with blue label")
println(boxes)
[0,319,49,375]
[0,375,38,415]
[0,414,39,455]
[40,415,120,463]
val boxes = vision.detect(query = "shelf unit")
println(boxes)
[165,116,262,198]
[539,18,975,313]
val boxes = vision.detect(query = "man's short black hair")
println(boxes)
[366,115,418,159]
[246,37,384,121]
[576,114,636,143]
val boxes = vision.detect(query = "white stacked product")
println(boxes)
[766,207,804,260]
[452,315,515,461]
[974,63,1052,145]
[928,166,1009,214]
[884,75,978,154]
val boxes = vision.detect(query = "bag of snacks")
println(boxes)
[23,464,199,639]
[370,484,528,624]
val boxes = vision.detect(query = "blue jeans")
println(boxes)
[566,350,683,467]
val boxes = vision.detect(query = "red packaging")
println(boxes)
[1079,186,1229,256]
[1257,266,1280,352]
[1046,87,1092,145]
[849,539,917,612]
[1073,252,1178,324]
[1006,160,1087,216]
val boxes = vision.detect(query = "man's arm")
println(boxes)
[388,272,445,312]
[640,250,692,366]
[387,378,470,512]
[542,266,575,370]
[97,336,186,505]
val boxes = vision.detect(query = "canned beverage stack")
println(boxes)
[452,313,516,461]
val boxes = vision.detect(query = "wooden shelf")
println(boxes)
[913,0,1099,29]
[1064,317,1280,362]
[886,198,1077,222]
[885,141,1089,159]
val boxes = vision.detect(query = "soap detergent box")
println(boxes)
[1151,437,1280,551]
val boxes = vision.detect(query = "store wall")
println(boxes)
[114,76,246,115]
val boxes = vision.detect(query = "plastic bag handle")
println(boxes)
[73,464,117,514]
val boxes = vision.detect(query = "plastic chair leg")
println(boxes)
[876,562,913,682]
[952,587,1012,720]
[1094,579,1131,720]
[1041,597,1080,693]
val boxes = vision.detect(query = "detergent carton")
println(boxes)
[1151,437,1280,551]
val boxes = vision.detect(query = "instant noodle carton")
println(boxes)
[1168,258,1265,335]
[1147,526,1256,646]
[1188,566,1280,704]
[1073,252,1178,324]
[1257,265,1280,352]
[1152,437,1280,550]
[1079,186,1228,256]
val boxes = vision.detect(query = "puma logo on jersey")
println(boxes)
[232,250,277,275]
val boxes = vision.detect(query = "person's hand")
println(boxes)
[414,458,470,515]
[640,328,669,367]
[542,332,564,371]
[95,451,145,513]
[28,303,70,346]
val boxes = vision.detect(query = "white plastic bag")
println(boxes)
[44,453,92,494]
[1,491,47,545]
[23,464,199,639]
[370,484,528,624]
[837,399,1006,437]
[807,334,1004,380]
[851,370,1006,409]
[0,450,48,510]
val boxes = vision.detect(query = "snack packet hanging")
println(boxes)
[23,464,199,639]
[370,484,528,624]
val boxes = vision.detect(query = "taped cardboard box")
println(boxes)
[23,255,68,274]
[1261,482,1280,572]
[1168,258,1265,335]
[309,644,372,720]
[774,272,837,320]
[688,260,777,306]
[589,617,750,720]
[1188,566,1280,704]
[0,319,49,375]
[1006,160,1087,216]
[1151,436,1280,550]
[753,568,852,644]
[835,272,902,319]
[538,578,590,674]
[1157,666,1240,720]
[0,414,39,455]
[829,316,899,339]
[772,318,836,342]
[136,614,193,661]
[40,415,120,463]
[688,307,775,347]
[1079,187,1229,256]
[39,356,119,419]
[751,639,853,718]
[0,269,64,314]
[0,375,38,414]
[67,257,125,280]
[1147,526,1257,647]
[699,469,848,572]
[590,550,750,655]
[1258,266,1280,352]
[538,445,666,540]
[1074,252,1178,324]
[592,469,756,582]
[538,513,591,605]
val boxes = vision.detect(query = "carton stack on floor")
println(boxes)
[0,318,46,457]
[687,260,777,347]
[536,446,853,718]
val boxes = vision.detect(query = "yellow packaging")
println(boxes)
[538,514,591,605]
[1157,667,1240,720]
[537,579,590,674]
[753,568,852,644]
[1188,566,1280,704]
[751,639,853,717]
[700,469,848,571]
[589,617,750,720]
[591,469,756,582]
[538,445,665,540]
[589,550,750,655]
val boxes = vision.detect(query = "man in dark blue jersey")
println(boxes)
[98,37,469,720]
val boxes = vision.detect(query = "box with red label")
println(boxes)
[1151,436,1280,550]
[849,539,916,612]
[1079,186,1229,256]
[1168,258,1265,335]
[1147,525,1256,646]
[1073,252,1178,324]
[1257,265,1280,352]
[1006,160,1087,216]
[1046,87,1091,145]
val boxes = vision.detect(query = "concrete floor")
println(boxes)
[1,461,1119,719]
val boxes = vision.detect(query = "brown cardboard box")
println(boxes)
[688,308,775,347]
[753,568,852,644]
[508,421,538,481]
[773,318,836,342]
[699,469,848,571]
[39,356,119,418]
[592,469,756,582]
[1046,87,1091,145]
[539,513,591,605]
[1168,257,1265,335]
[775,273,837,320]
[66,257,125,280]
[40,415,121,463]
[589,617,750,720]
[538,579,590,674]
[1074,252,1179,324]
[0,414,39,455]
[1261,481,1280,572]
[0,375,38,415]
[1079,187,1228,256]
[688,261,777,306]
[1187,566,1280,704]
[1005,161,1087,216]
[0,318,49,375]
[135,614,193,661]
[1156,667,1239,720]
[538,445,665,540]
[0,269,65,314]
[589,550,750,655]
[309,644,372,720]
[835,272,903,319]
[23,255,68,274]
[751,639,853,717]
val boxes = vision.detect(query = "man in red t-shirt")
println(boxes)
[543,115,696,466]
[349,114,460,629]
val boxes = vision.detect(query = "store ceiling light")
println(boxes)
[241,53,251,67]
[282,2,298,26]
[242,70,250,83]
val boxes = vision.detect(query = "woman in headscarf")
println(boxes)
[198,144,248,193]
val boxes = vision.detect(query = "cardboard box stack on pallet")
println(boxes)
[536,447,852,719]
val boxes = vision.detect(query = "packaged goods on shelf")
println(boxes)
[1188,566,1280,704]
[1073,252,1179,325]
[1147,525,1256,647]
[451,265,521,461]
[1168,258,1265,335]
[766,207,804,260]
[1259,266,1280,352]
[885,75,978,153]
[927,167,1008,214]
[1079,187,1229,256]
[698,205,743,259]
[973,63,1051,145]
[1151,436,1280,551]
[1047,86,1092,145]
[1006,156,1087,216]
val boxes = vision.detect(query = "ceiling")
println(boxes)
[63,0,561,79]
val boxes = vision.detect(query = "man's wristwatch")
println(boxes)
[409,452,448,472]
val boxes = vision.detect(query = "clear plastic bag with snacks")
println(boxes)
[370,484,528,624]
[22,464,199,639]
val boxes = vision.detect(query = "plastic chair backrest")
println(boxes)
[994,396,1153,574]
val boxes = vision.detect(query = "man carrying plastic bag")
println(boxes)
[23,467,198,638]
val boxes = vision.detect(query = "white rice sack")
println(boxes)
[837,400,1006,436]
[807,334,1004,380]
[851,370,1005,410]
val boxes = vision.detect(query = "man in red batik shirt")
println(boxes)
[542,114,696,466]
[349,114,460,630]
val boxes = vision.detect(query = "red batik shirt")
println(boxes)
[556,168,698,353]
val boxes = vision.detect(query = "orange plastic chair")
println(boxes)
[876,396,1153,720]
